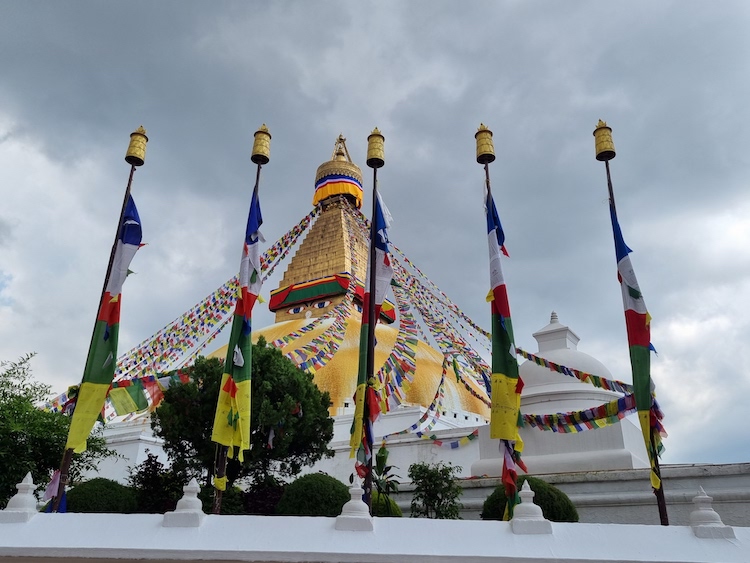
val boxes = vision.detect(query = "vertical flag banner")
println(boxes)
[211,188,263,459]
[350,192,393,475]
[485,188,524,517]
[610,203,662,489]
[66,195,143,452]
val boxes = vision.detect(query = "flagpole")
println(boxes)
[604,160,616,215]
[594,120,669,526]
[52,126,149,512]
[361,128,385,512]
[212,125,270,514]
[477,123,517,518]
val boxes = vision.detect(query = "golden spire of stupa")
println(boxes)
[312,134,364,208]
[270,135,369,323]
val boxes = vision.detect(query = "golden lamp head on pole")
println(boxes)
[366,128,385,169]
[593,119,616,161]
[251,124,272,165]
[125,126,148,167]
[475,123,496,165]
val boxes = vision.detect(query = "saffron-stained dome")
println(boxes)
[211,316,490,418]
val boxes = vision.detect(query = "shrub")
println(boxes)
[198,485,245,515]
[372,489,402,517]
[244,476,286,515]
[480,476,579,522]
[275,473,349,517]
[372,444,400,509]
[66,477,137,513]
[408,461,462,519]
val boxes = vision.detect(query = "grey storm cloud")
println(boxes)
[0,1,749,465]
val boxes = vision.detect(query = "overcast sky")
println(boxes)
[1,1,748,466]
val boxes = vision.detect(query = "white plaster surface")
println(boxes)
[472,314,650,478]
[0,511,748,563]
[92,416,168,483]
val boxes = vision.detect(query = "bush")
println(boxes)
[66,477,137,513]
[198,485,245,515]
[480,476,579,522]
[244,476,286,515]
[408,461,462,519]
[372,489,402,517]
[275,473,349,517]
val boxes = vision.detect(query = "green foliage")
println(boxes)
[275,473,349,517]
[407,461,463,519]
[198,485,245,515]
[66,477,137,513]
[128,451,245,515]
[0,354,117,509]
[372,489,402,517]
[127,452,187,513]
[151,341,334,484]
[150,357,222,482]
[480,476,579,522]
[373,444,400,496]
[243,475,286,515]
[0,353,49,403]
[247,338,334,478]
[370,444,400,516]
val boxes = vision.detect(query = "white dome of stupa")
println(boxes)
[472,311,649,477]
[520,312,622,412]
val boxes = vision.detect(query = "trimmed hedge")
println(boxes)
[372,490,402,517]
[480,476,578,522]
[66,477,137,514]
[275,473,349,517]
[198,485,245,515]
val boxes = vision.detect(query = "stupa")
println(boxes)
[66,132,654,488]
[471,312,649,476]
[211,135,490,420]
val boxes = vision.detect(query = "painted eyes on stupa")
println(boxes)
[286,300,333,315]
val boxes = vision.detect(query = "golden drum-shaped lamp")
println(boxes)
[366,128,385,169]
[593,119,616,161]
[125,126,148,167]
[475,123,496,164]
[251,124,272,165]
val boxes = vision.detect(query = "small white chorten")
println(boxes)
[472,312,648,477]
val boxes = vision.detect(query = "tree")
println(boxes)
[151,338,334,486]
[408,461,463,519]
[127,452,187,513]
[149,357,222,482]
[0,354,116,508]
